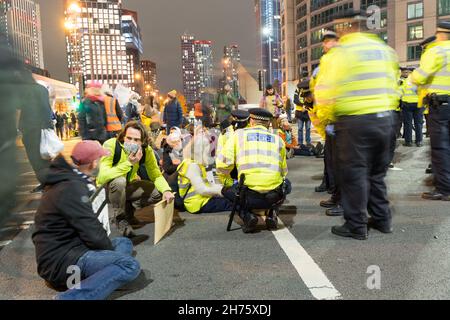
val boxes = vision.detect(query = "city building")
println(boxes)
[255,0,282,89]
[280,0,296,98]
[0,0,45,70]
[282,0,450,99]
[141,59,157,98]
[221,44,241,100]
[195,40,214,101]
[64,0,130,95]
[122,8,143,95]
[181,33,199,104]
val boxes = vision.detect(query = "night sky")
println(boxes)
[34,0,258,94]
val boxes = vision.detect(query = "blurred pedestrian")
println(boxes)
[163,90,183,134]
[102,85,123,139]
[215,84,238,124]
[260,84,283,127]
[78,82,107,144]
[294,79,313,146]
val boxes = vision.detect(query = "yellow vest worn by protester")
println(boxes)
[411,40,450,98]
[97,138,171,194]
[217,125,288,193]
[177,159,211,214]
[314,32,400,117]
[401,80,419,104]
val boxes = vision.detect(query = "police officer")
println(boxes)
[315,10,400,240]
[218,108,289,233]
[216,109,250,184]
[411,22,450,201]
[294,79,313,146]
[400,68,422,147]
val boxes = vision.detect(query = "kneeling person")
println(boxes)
[32,141,141,300]
[218,108,290,233]
[178,129,233,214]
[97,121,174,237]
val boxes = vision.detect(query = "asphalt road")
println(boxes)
[1,136,449,300]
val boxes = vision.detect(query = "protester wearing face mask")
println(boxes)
[97,121,174,238]
[32,141,142,300]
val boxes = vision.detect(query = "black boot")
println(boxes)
[315,181,328,193]
[331,224,368,240]
[266,209,278,230]
[242,213,258,234]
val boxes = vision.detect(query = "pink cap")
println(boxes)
[71,140,110,165]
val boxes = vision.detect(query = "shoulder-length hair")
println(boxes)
[117,121,149,148]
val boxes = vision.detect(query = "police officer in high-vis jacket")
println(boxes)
[314,10,400,240]
[411,22,450,201]
[217,108,289,233]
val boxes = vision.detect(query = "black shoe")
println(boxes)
[315,183,328,193]
[325,205,344,217]
[266,211,278,230]
[388,163,394,169]
[368,218,393,234]
[242,214,258,234]
[422,191,450,201]
[425,168,433,174]
[403,142,413,147]
[320,198,336,208]
[416,142,423,147]
[331,224,368,240]
[126,216,145,228]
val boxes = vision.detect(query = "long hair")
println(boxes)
[117,121,149,148]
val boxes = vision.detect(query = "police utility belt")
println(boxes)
[424,94,450,109]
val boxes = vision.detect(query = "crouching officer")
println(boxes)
[411,22,450,201]
[217,108,290,233]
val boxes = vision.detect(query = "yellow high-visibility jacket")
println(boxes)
[217,125,287,193]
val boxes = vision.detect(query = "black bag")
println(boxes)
[296,144,315,157]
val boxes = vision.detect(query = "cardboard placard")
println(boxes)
[154,198,175,245]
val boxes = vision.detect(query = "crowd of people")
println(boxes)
[3,8,450,300]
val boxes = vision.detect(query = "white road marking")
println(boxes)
[272,220,342,300]
[19,172,35,177]
[16,210,36,216]
[0,240,12,247]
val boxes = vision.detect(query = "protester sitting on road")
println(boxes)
[32,140,141,300]
[161,130,183,176]
[97,121,175,238]
[177,127,233,214]
[278,117,300,159]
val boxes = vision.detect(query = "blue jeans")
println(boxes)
[57,238,140,300]
[298,119,312,145]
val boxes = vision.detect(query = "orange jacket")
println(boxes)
[194,103,203,117]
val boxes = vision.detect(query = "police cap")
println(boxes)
[249,108,273,122]
[297,79,311,90]
[220,119,232,132]
[321,30,338,42]
[332,9,367,23]
[420,36,437,48]
[231,109,250,122]
[437,21,450,33]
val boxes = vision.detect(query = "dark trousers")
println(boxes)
[402,103,424,144]
[395,110,403,138]
[429,104,450,195]
[389,111,401,163]
[324,132,339,199]
[199,197,234,214]
[223,181,289,220]
[0,136,17,227]
[335,112,394,233]
[22,130,51,184]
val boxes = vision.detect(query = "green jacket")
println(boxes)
[97,138,171,194]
